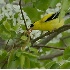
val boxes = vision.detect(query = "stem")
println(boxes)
[19,0,28,30]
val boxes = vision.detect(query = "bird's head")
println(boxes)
[30,24,34,28]
[30,20,41,30]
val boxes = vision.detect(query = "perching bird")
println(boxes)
[30,12,70,32]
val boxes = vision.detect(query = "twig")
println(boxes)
[19,0,28,30]
[31,31,53,44]
[33,45,65,50]
[38,51,63,60]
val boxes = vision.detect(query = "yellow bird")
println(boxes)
[30,12,64,32]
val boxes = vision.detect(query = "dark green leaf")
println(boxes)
[63,46,70,60]
[49,0,61,8]
[14,12,19,18]
[23,7,42,22]
[0,16,7,25]
[65,18,70,24]
[21,24,26,30]
[30,60,36,68]
[1,31,11,40]
[12,24,19,31]
[0,49,7,62]
[10,31,16,39]
[60,62,70,69]
[33,0,50,11]
[50,63,60,69]
[7,60,19,69]
[24,0,31,4]
[45,61,56,69]
[9,0,15,3]
[24,56,30,68]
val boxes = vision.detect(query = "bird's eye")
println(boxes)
[30,24,34,27]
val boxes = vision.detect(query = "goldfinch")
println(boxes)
[30,12,64,32]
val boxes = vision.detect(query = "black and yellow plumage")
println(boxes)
[30,12,64,31]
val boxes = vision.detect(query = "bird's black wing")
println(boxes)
[45,12,60,22]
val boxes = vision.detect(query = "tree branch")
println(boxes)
[31,24,70,45]
[36,24,70,46]
[19,0,28,30]
[31,31,53,44]
[38,50,63,60]
[33,45,65,50]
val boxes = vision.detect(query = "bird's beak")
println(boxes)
[28,27,33,33]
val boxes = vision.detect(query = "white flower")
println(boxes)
[56,3,61,7]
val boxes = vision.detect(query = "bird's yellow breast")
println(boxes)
[32,18,64,31]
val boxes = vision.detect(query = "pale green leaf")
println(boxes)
[20,55,25,68]
[3,21,11,31]
[21,35,27,41]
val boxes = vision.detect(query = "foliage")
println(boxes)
[0,0,70,69]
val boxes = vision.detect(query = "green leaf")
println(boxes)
[22,52,37,59]
[47,40,64,48]
[12,24,19,31]
[60,62,70,69]
[65,18,70,24]
[10,31,16,39]
[21,35,27,41]
[7,49,15,67]
[29,47,38,54]
[63,46,70,60]
[20,54,25,68]
[0,49,7,62]
[24,0,31,4]
[33,0,50,11]
[16,51,21,57]
[30,60,36,68]
[42,47,51,54]
[21,24,26,30]
[14,12,19,18]
[49,0,61,8]
[24,56,30,68]
[1,31,11,40]
[50,63,60,69]
[3,21,11,31]
[45,61,56,69]
[23,7,42,22]
[7,60,19,69]
[59,0,70,21]
[0,16,7,25]
[9,0,15,3]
